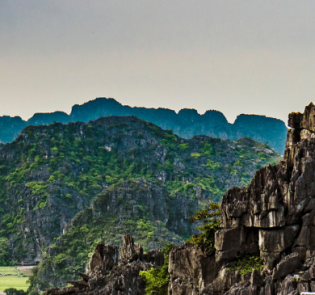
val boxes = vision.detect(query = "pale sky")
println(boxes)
[1,1,315,123]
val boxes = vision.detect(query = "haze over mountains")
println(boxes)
[0,98,287,153]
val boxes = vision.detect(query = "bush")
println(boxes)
[201,141,213,157]
[227,255,263,275]
[139,244,174,295]
[178,143,189,152]
[203,160,221,171]
[4,289,26,295]
[191,153,201,159]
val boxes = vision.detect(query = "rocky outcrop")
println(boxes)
[168,243,218,294]
[89,244,118,273]
[44,235,155,295]
[167,103,315,294]
[119,234,143,263]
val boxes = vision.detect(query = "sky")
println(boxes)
[1,1,315,124]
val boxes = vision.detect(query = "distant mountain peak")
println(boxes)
[0,97,287,153]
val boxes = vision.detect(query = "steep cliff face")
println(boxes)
[169,103,315,294]
[0,97,287,153]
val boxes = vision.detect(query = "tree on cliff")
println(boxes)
[188,202,220,252]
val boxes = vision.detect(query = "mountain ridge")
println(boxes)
[0,97,287,153]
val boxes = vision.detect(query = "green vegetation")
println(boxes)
[190,153,201,159]
[0,238,10,266]
[203,160,221,171]
[4,289,27,295]
[227,255,264,275]
[140,244,174,295]
[201,141,213,156]
[188,202,220,252]
[0,266,30,292]
[0,277,29,292]
[177,143,189,152]
[0,267,18,275]
[27,179,188,293]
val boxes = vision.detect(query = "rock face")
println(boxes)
[0,97,287,153]
[168,243,218,294]
[165,103,315,294]
[119,234,143,262]
[89,244,118,273]
[44,235,154,295]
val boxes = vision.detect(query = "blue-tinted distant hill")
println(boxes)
[0,97,287,153]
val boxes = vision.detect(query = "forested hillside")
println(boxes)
[0,116,281,290]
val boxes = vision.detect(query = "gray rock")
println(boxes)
[89,243,118,273]
[119,234,143,262]
[272,253,302,280]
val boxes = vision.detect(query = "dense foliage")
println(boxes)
[140,244,174,295]
[228,255,264,275]
[0,237,10,266]
[4,289,27,295]
[188,202,220,252]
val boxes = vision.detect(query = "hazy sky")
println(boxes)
[1,1,315,123]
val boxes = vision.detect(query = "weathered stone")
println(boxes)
[250,269,264,286]
[89,243,118,273]
[215,227,244,252]
[276,275,297,295]
[297,281,310,292]
[272,253,302,280]
[168,243,218,295]
[288,103,315,132]
[301,266,315,281]
[119,234,143,262]
[143,249,164,266]
[258,225,299,253]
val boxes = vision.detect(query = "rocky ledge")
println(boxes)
[44,234,164,295]
[44,103,315,295]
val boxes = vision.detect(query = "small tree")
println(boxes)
[139,244,174,295]
[0,237,10,266]
[188,202,220,252]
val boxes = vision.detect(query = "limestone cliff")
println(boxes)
[169,102,315,294]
